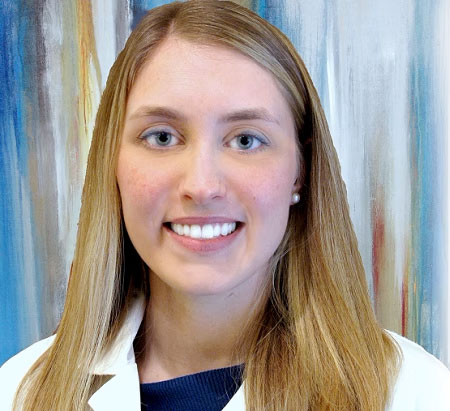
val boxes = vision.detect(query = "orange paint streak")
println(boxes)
[372,201,385,302]
[76,0,101,141]
[401,275,408,335]
[401,243,411,336]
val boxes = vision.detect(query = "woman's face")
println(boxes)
[117,37,300,298]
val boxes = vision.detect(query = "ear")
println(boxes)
[295,150,307,190]
[292,174,302,194]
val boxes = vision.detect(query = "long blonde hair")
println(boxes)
[14,1,401,409]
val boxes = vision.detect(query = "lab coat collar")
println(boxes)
[88,294,146,410]
[88,362,142,410]
[91,293,146,375]
[86,294,245,410]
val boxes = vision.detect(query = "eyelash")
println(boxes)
[138,129,270,153]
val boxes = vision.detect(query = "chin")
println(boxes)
[150,266,263,299]
[170,273,241,297]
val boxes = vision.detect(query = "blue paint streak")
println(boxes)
[0,0,45,365]
[409,0,444,358]
[130,0,176,30]
[251,0,267,18]
[266,1,330,121]
[0,0,29,365]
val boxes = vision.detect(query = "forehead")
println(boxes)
[126,37,294,127]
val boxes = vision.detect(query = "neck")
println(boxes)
[136,273,265,383]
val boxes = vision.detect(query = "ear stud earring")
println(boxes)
[291,193,300,204]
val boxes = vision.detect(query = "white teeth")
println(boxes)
[202,224,214,239]
[190,225,202,239]
[220,224,228,236]
[170,222,238,239]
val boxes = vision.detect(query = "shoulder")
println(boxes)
[0,335,55,409]
[386,330,450,410]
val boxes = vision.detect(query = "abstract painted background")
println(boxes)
[1,0,448,367]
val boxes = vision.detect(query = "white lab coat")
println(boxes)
[1,294,449,410]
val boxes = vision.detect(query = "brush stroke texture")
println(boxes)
[0,0,448,367]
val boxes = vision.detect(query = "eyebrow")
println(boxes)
[127,105,280,125]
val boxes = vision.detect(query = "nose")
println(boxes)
[178,146,226,205]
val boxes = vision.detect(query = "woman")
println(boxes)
[2,1,449,410]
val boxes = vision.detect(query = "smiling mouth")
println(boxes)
[163,222,242,240]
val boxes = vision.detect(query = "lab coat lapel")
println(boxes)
[88,295,146,410]
[88,363,141,411]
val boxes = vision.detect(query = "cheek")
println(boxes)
[239,163,294,268]
[240,161,295,212]
[231,158,295,257]
[116,155,168,215]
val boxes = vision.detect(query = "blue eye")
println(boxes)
[228,133,268,151]
[140,130,180,147]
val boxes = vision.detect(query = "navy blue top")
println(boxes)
[140,364,243,411]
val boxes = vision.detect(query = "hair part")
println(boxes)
[15,1,400,410]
